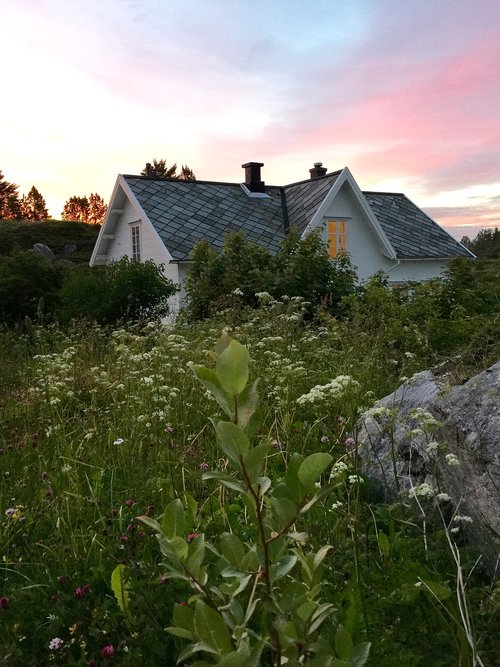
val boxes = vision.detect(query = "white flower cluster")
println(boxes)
[445,454,460,467]
[408,483,435,499]
[296,375,359,405]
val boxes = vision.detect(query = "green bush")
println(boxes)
[0,250,66,324]
[185,228,357,319]
[58,258,179,325]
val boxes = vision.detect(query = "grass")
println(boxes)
[0,298,498,665]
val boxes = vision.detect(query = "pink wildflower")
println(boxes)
[101,644,115,659]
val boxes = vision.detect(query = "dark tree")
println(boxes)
[461,227,500,258]
[0,170,21,220]
[19,186,49,221]
[141,159,196,180]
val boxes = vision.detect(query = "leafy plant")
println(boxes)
[140,336,371,665]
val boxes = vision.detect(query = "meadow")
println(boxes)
[0,281,499,665]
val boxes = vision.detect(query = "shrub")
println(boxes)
[58,258,178,324]
[0,250,66,324]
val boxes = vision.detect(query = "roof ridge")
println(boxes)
[283,170,343,188]
[122,174,285,189]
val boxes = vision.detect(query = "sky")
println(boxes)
[1,0,499,240]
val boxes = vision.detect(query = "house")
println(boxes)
[90,162,474,309]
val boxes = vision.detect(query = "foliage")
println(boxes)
[0,250,65,324]
[58,257,179,325]
[0,219,99,264]
[0,169,21,219]
[185,228,357,319]
[461,227,500,258]
[0,297,497,665]
[140,335,370,665]
[61,193,107,225]
[19,185,49,221]
[141,158,196,180]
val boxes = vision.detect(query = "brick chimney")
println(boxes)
[242,162,265,193]
[309,162,327,179]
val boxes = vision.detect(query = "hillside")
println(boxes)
[0,219,100,264]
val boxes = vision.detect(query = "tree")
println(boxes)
[61,193,107,225]
[141,158,196,180]
[19,186,49,221]
[461,227,500,258]
[0,170,21,220]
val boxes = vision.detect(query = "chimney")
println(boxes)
[309,162,327,179]
[242,162,265,193]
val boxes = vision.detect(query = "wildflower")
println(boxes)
[329,461,348,480]
[0,596,9,609]
[271,441,281,450]
[124,499,134,507]
[47,613,56,621]
[187,532,199,542]
[113,438,124,446]
[445,454,460,467]
[347,475,364,485]
[344,437,355,447]
[426,441,440,453]
[49,637,64,650]
[57,575,66,584]
[165,424,174,434]
[198,462,209,471]
[331,501,343,510]
[232,287,244,296]
[453,514,473,524]
[409,483,435,499]
[320,435,330,444]
[436,493,451,503]
[101,644,115,659]
[120,535,128,544]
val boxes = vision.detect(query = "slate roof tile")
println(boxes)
[124,174,470,262]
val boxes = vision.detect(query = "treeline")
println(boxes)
[0,169,107,224]
[0,158,196,225]
[461,227,500,258]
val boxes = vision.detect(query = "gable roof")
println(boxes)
[364,192,472,259]
[96,168,473,263]
[125,177,286,261]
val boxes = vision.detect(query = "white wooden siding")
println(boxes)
[322,182,448,282]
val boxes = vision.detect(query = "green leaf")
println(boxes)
[166,625,194,640]
[335,626,353,661]
[174,602,195,633]
[349,642,371,667]
[270,554,297,582]
[162,498,185,539]
[313,545,333,570]
[217,638,266,667]
[298,453,333,492]
[216,421,250,463]
[270,496,298,530]
[242,443,270,481]
[237,379,259,429]
[194,600,233,655]
[420,579,453,601]
[220,533,245,568]
[176,640,219,663]
[308,603,336,634]
[215,338,249,395]
[190,365,234,418]
[377,532,391,557]
[137,515,162,532]
[202,471,246,494]
[110,564,132,623]
[170,536,189,560]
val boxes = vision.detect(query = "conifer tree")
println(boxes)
[19,186,49,221]
[0,170,21,220]
[141,159,196,180]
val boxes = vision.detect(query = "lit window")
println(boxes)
[131,225,141,262]
[326,219,348,257]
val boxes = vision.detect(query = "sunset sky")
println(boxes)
[1,0,499,239]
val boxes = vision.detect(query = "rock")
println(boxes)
[356,362,500,574]
[32,243,55,261]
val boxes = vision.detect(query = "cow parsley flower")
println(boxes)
[445,454,460,467]
[408,483,435,499]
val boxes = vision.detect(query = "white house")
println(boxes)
[90,161,474,308]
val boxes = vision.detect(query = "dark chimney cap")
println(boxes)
[242,162,265,193]
[309,161,327,179]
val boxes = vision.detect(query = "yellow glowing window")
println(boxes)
[326,219,348,257]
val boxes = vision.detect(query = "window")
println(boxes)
[131,225,141,262]
[326,219,348,257]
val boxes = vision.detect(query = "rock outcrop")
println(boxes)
[357,362,500,574]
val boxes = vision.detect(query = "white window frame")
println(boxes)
[325,218,349,257]
[131,223,141,262]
